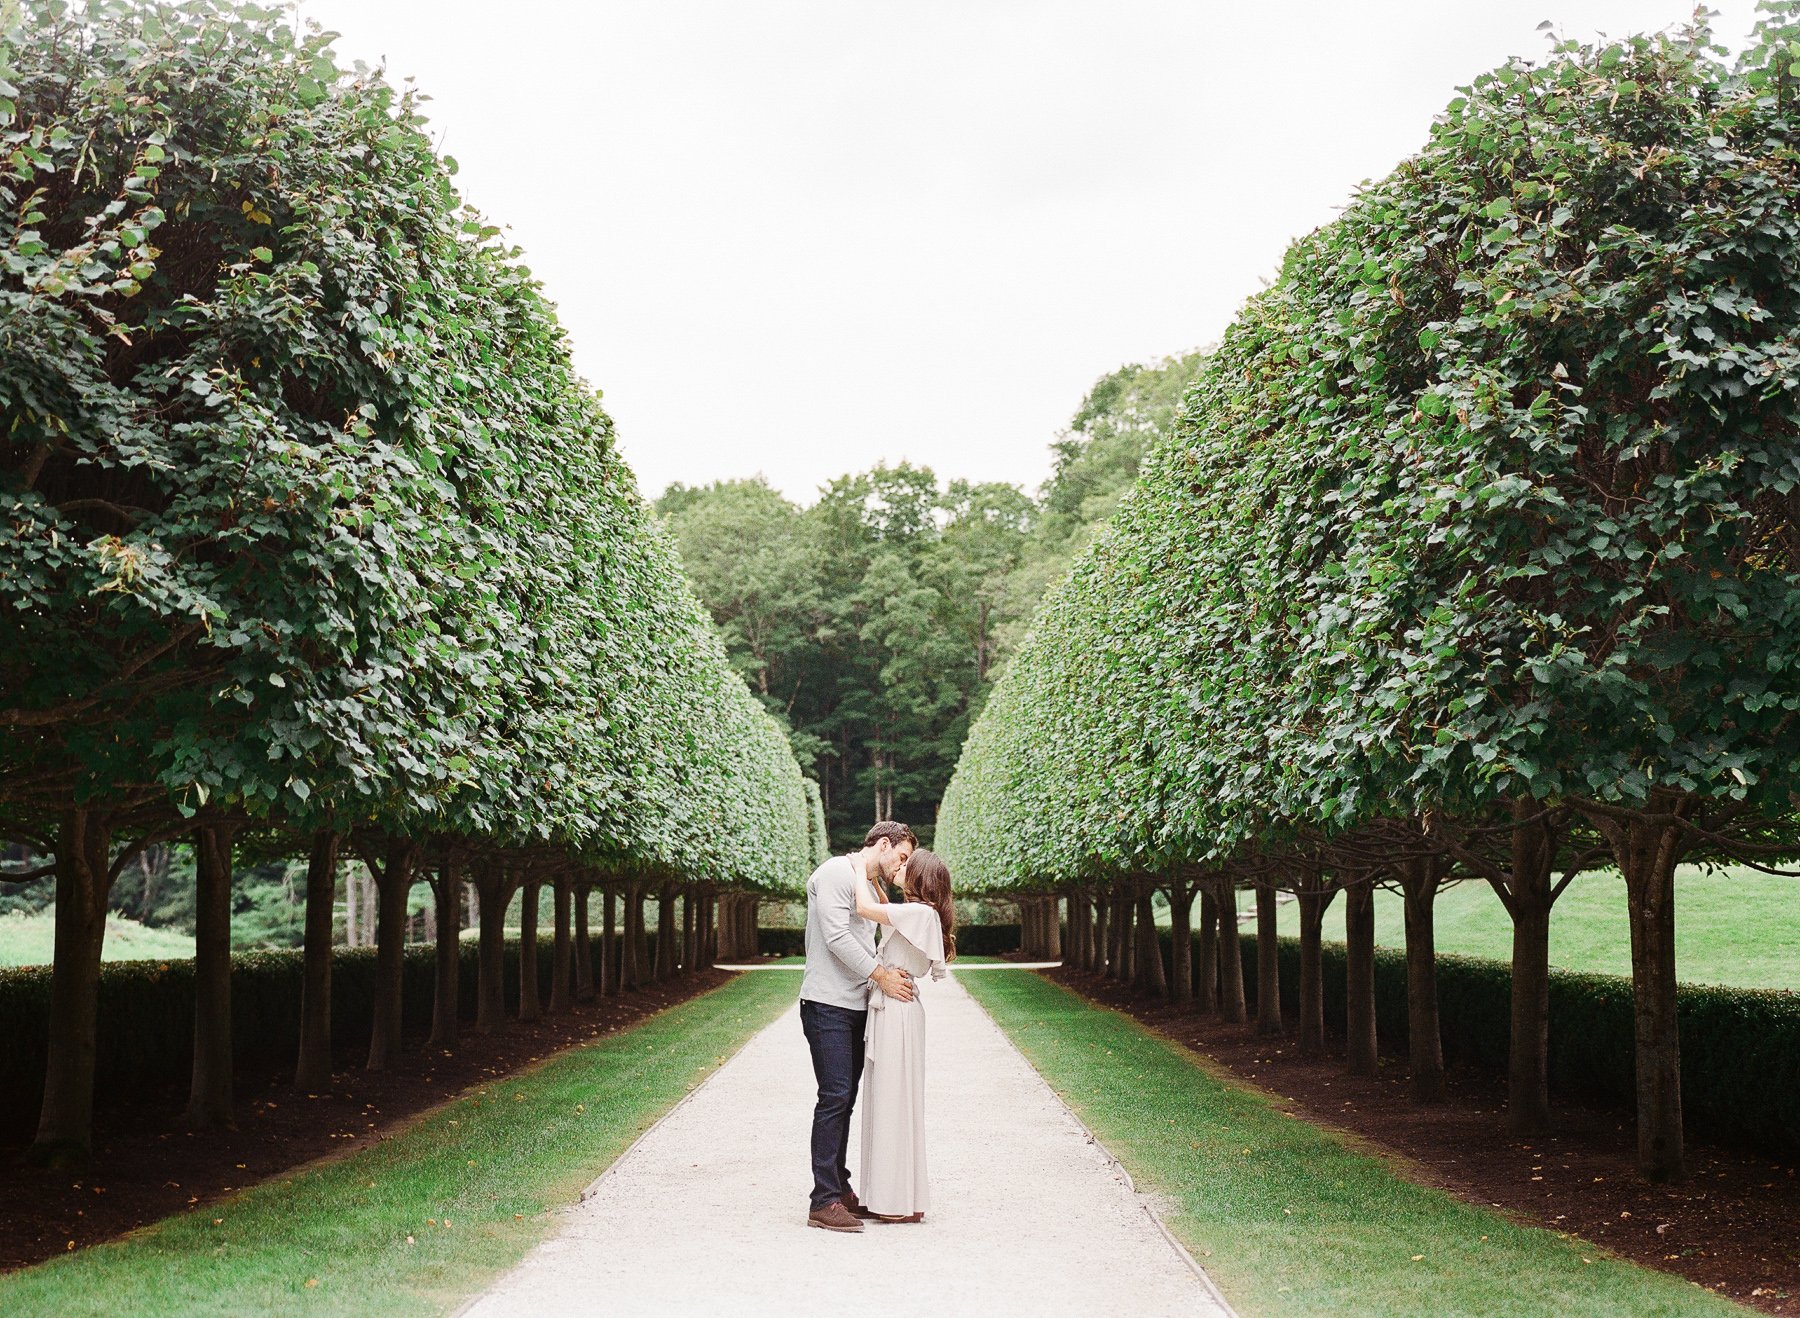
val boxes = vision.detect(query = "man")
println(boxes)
[799,820,916,1232]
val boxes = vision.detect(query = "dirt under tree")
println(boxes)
[0,969,734,1273]
[1048,966,1797,1316]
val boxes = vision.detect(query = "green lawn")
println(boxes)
[964,970,1744,1318]
[0,911,195,967]
[1220,866,1797,991]
[0,970,795,1316]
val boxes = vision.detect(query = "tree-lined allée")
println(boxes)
[938,11,1800,1184]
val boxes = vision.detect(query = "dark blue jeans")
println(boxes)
[800,999,866,1210]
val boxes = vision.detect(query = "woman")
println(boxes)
[854,847,956,1223]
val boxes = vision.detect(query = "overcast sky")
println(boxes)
[303,1,1761,505]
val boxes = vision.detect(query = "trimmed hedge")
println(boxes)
[0,935,652,1139]
[756,924,1022,959]
[1141,929,1800,1162]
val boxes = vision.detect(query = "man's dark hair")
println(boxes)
[863,820,915,849]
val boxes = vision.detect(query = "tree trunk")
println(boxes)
[713,890,731,962]
[1343,880,1378,1077]
[1590,801,1690,1182]
[1092,891,1109,975]
[1296,881,1336,1060]
[430,856,462,1047]
[296,830,339,1091]
[1167,881,1194,1008]
[1134,882,1166,996]
[367,840,417,1071]
[682,887,697,975]
[1112,889,1134,983]
[186,822,235,1128]
[653,888,669,975]
[1255,882,1282,1035]
[549,875,573,1014]
[621,883,643,991]
[656,888,678,981]
[1399,859,1445,1102]
[702,891,718,968]
[344,862,359,948]
[602,885,619,995]
[1094,889,1108,972]
[1046,894,1062,960]
[1216,880,1247,1025]
[30,809,116,1166]
[475,864,511,1032]
[574,881,595,1002]
[1195,887,1219,1013]
[518,876,542,1022]
[1504,803,1556,1133]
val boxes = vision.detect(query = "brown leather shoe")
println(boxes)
[807,1201,864,1233]
[839,1190,878,1220]
[875,1211,924,1223]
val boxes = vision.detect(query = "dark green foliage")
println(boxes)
[661,467,1035,846]
[0,936,654,1136]
[941,4,1800,883]
[0,0,812,885]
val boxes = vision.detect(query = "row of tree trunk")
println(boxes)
[1018,895,1061,959]
[714,892,761,961]
[30,815,734,1166]
[1039,801,1698,1182]
[1056,872,1458,1101]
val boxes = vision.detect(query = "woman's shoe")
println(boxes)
[875,1212,924,1223]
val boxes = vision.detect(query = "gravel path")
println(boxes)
[463,970,1232,1317]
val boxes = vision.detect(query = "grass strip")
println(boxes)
[1222,867,1799,991]
[962,970,1744,1318]
[0,970,797,1317]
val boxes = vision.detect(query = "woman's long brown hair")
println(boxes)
[901,848,956,962]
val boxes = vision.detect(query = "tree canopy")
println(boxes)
[0,0,812,893]
[942,6,1800,892]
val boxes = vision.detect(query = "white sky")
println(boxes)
[302,1,1761,505]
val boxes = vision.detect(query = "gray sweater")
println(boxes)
[799,854,878,1011]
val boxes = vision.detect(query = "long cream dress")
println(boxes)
[859,893,947,1217]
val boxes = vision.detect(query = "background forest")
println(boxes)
[657,351,1204,850]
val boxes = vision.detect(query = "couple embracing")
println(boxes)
[798,821,957,1232]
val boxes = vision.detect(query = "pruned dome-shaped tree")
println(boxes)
[940,5,1800,1181]
[0,0,811,1163]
